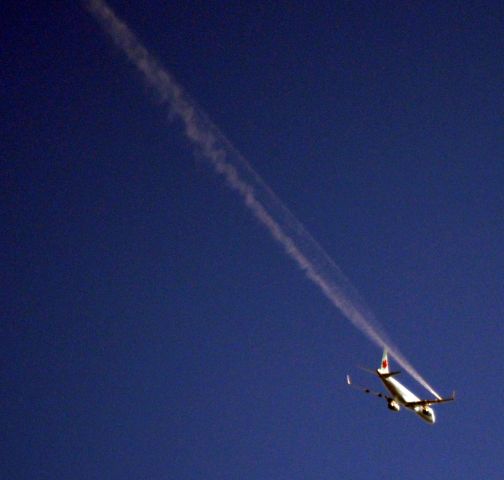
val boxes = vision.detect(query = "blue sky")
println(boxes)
[3,1,504,478]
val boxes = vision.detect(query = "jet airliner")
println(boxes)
[347,350,454,423]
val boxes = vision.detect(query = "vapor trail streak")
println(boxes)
[85,0,442,399]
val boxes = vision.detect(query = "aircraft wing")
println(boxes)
[346,375,392,401]
[405,392,456,407]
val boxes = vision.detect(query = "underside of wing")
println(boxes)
[405,392,456,407]
[346,375,391,401]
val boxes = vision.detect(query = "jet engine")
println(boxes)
[387,399,400,412]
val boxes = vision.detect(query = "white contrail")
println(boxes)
[84,0,442,399]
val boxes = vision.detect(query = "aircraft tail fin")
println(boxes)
[378,349,389,374]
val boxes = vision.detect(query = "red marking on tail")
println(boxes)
[382,359,388,369]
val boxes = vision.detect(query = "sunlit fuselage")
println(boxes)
[380,376,436,424]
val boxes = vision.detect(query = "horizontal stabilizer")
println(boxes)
[357,365,378,375]
[380,370,401,378]
[358,366,401,378]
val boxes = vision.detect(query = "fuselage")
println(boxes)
[381,376,436,423]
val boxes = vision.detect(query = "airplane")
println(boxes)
[346,349,455,424]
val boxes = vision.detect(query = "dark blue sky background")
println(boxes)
[3,1,504,478]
